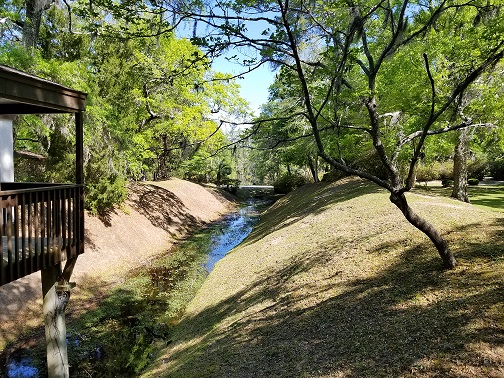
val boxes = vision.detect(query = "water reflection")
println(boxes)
[204,200,266,272]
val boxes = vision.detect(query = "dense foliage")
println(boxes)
[0,3,248,213]
[165,0,504,268]
[1,0,503,265]
[243,1,504,187]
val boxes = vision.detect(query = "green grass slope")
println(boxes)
[143,177,504,378]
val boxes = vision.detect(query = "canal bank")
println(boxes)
[64,197,271,377]
[0,179,235,377]
[4,186,274,377]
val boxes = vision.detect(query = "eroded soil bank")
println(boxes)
[0,179,234,353]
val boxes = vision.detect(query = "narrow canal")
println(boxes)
[5,194,273,377]
[205,199,267,272]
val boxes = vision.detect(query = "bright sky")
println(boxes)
[212,55,276,117]
[177,15,276,118]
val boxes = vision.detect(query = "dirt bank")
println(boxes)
[0,179,233,350]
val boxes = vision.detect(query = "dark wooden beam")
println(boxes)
[75,112,84,185]
[0,65,86,114]
[0,104,67,114]
[75,111,85,257]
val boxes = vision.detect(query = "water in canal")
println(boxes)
[204,199,265,271]
[5,197,270,378]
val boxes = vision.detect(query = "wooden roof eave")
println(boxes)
[0,64,87,115]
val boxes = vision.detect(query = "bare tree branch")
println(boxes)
[424,53,436,123]
[399,121,494,149]
[62,0,72,32]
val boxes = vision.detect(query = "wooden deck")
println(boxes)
[0,64,87,374]
[0,182,84,285]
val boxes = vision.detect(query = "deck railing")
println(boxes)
[0,183,84,285]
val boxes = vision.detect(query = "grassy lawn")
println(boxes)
[413,181,504,212]
[469,186,504,212]
[142,178,504,378]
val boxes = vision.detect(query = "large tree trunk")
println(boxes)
[451,128,470,203]
[23,0,52,48]
[390,192,457,269]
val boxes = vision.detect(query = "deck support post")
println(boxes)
[0,117,14,183]
[41,264,71,378]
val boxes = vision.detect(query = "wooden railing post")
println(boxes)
[75,112,84,257]
[0,194,3,285]
[40,110,85,377]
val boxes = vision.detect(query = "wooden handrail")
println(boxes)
[0,182,82,195]
[1,184,84,285]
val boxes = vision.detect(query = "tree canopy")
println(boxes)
[0,0,249,213]
[167,0,504,268]
[1,0,503,266]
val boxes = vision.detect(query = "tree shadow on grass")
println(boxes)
[156,218,504,378]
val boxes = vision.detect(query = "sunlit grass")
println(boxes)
[144,177,504,378]
[414,181,504,212]
[469,186,504,212]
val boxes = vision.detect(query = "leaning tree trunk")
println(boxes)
[451,128,470,203]
[390,192,457,269]
[307,154,320,183]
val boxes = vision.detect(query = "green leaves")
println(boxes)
[89,31,245,181]
[0,0,250,211]
[206,0,501,189]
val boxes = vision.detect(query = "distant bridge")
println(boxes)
[235,185,276,199]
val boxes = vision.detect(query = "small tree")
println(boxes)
[174,0,504,269]
[216,160,232,184]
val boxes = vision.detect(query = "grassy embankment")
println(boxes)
[143,177,504,378]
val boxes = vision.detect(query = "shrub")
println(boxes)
[322,169,348,182]
[85,173,128,215]
[85,152,128,214]
[489,158,504,180]
[467,158,488,181]
[441,179,453,187]
[437,161,454,180]
[273,174,307,194]
[220,178,240,194]
[415,161,453,182]
[415,163,438,183]
[468,178,479,186]
[416,158,488,183]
